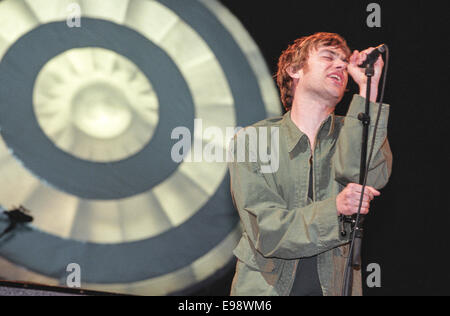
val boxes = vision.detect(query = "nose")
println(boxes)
[335,59,348,70]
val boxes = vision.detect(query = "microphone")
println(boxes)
[359,44,386,68]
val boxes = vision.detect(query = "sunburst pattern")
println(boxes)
[33,47,159,162]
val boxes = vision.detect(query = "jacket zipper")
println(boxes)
[309,154,315,202]
[309,129,321,202]
[290,119,328,295]
[309,117,329,201]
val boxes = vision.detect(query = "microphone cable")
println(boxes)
[342,45,390,296]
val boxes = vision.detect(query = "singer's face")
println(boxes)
[298,45,349,102]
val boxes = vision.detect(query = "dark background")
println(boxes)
[191,0,448,296]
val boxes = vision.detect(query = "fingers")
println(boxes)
[336,183,381,216]
[351,47,384,67]
[347,183,380,197]
[375,55,384,66]
[349,50,365,67]
[360,47,375,65]
[359,52,368,66]
[349,198,370,209]
[352,192,373,203]
[350,49,369,66]
[349,50,359,65]
[365,186,381,196]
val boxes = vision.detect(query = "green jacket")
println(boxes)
[228,94,392,296]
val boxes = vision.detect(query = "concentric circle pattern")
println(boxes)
[0,0,281,295]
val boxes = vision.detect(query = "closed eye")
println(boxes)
[319,49,349,64]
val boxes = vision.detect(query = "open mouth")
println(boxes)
[328,73,344,86]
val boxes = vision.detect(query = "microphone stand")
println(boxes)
[0,206,33,239]
[342,63,374,296]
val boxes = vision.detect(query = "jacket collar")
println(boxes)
[282,110,336,153]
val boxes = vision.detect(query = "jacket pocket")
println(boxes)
[233,235,278,273]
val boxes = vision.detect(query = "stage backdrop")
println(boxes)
[0,0,281,295]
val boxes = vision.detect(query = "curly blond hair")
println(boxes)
[276,32,351,111]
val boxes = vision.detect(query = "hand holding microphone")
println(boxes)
[358,44,387,68]
[348,44,386,102]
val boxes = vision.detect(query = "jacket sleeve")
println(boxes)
[228,137,349,260]
[333,94,393,189]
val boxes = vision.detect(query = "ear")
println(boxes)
[286,65,301,79]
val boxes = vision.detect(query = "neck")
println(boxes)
[290,90,336,149]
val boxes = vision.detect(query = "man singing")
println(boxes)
[228,32,392,296]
